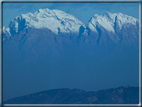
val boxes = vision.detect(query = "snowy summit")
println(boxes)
[9,8,84,34]
[88,12,138,33]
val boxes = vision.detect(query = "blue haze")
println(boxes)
[2,3,139,102]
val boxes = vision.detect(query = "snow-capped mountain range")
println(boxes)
[2,8,139,56]
[2,8,139,43]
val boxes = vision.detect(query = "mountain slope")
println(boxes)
[3,86,139,104]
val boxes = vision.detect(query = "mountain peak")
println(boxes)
[8,8,84,35]
[88,12,138,33]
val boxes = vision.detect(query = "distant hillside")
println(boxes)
[3,86,139,104]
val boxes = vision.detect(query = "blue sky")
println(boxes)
[3,2,139,27]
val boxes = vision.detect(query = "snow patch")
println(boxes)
[2,27,11,36]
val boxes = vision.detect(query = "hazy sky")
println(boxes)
[2,2,139,27]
